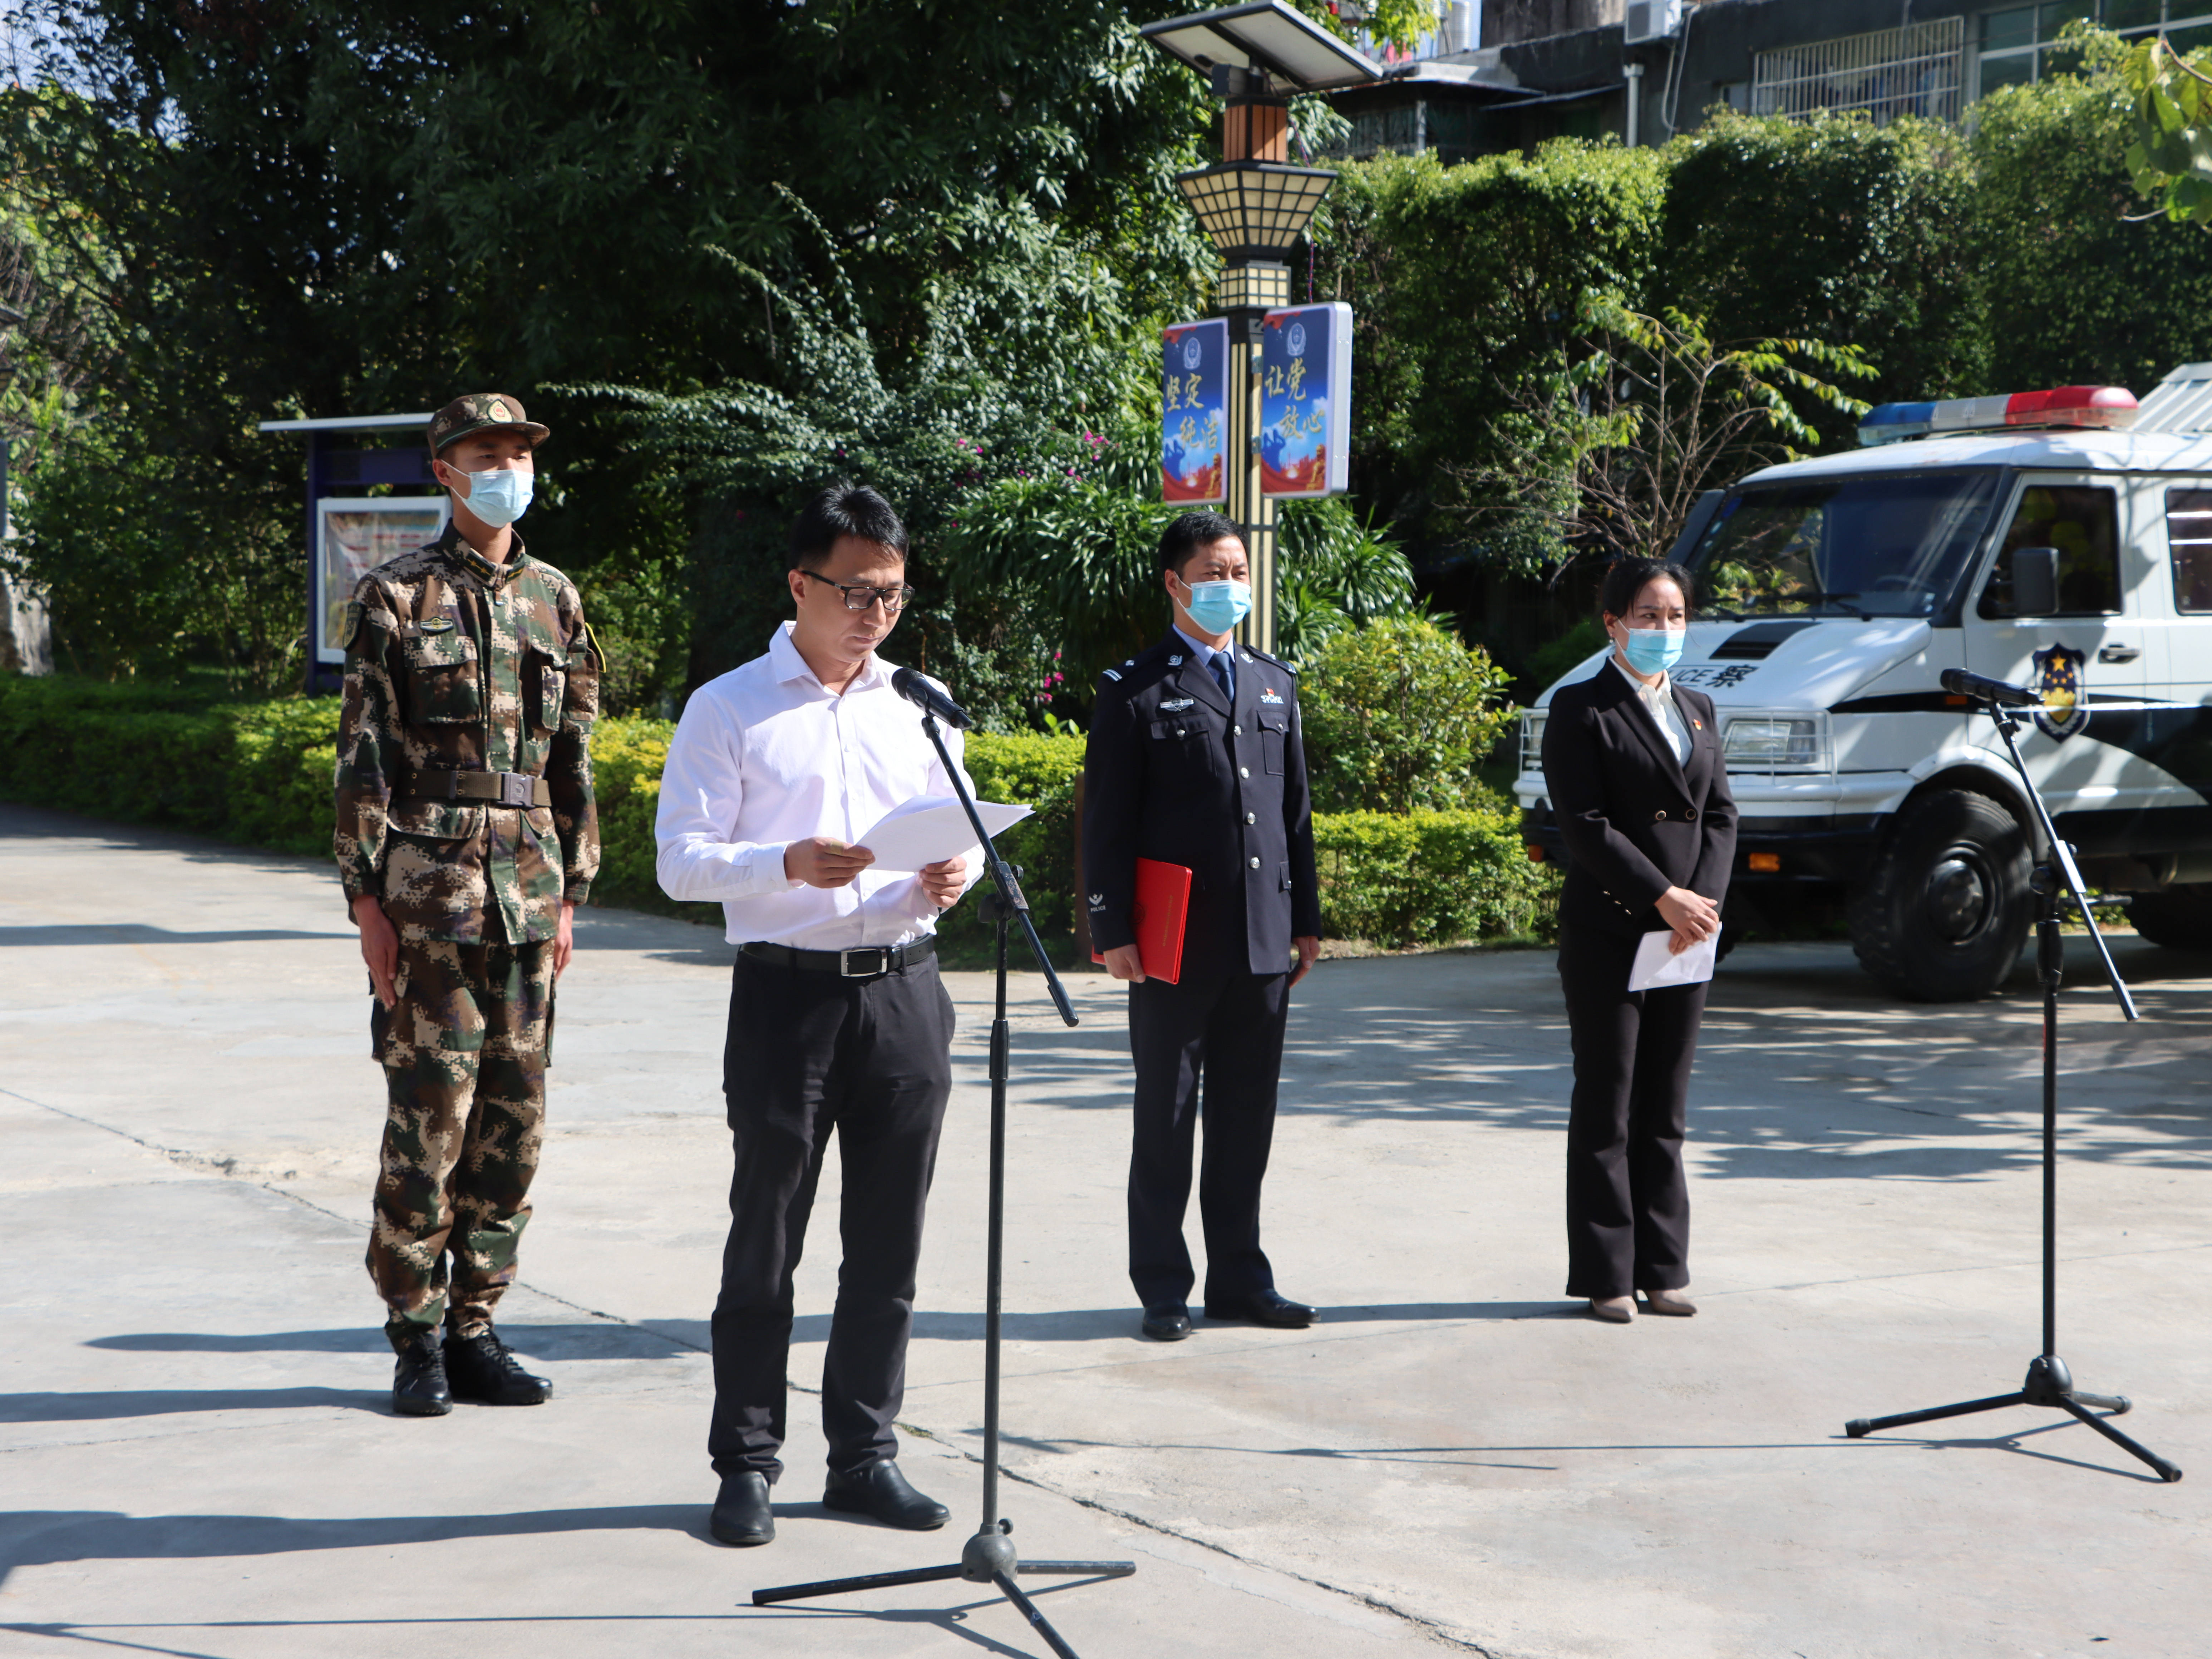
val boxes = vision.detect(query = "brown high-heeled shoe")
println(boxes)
[1587,1296,1635,1324]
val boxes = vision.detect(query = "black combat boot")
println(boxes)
[391,1328,453,1417]
[444,1324,554,1406]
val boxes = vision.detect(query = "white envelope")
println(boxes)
[852,796,1033,872]
[1628,928,1719,992]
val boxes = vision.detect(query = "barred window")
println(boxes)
[1752,19,1965,126]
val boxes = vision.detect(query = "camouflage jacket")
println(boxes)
[334,525,601,944]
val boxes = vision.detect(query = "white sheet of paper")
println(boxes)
[852,796,1033,872]
[1628,928,1719,992]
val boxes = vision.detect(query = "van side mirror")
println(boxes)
[2011,546,2060,616]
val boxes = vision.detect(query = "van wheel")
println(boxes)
[1849,789,2030,1001]
[2123,889,2212,950]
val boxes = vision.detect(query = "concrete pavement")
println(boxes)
[2,800,2209,1658]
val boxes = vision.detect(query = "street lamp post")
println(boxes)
[1143,2,1380,655]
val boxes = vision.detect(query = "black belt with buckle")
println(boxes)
[400,768,550,808]
[739,938,937,978]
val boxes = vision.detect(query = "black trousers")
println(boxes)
[708,952,954,1484]
[1557,928,1706,1300]
[1126,964,1290,1309]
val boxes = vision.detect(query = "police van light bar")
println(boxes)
[1857,385,2139,445]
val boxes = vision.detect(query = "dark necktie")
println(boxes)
[1209,651,1233,704]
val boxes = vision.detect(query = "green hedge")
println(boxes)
[0,677,1557,953]
[0,676,340,857]
[1315,811,1558,946]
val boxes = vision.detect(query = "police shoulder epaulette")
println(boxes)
[1250,648,1297,676]
[1100,668,1122,683]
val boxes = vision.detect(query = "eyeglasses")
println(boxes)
[801,571,916,612]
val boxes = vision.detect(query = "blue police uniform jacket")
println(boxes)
[1080,634,1322,976]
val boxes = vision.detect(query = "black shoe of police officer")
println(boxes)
[1141,1303,1192,1342]
[709,1471,775,1547]
[1203,1289,1315,1329]
[391,1329,453,1417]
[443,1324,554,1406]
[823,1460,949,1530]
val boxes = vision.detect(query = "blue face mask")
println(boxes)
[448,463,533,528]
[1619,624,1685,675]
[1179,578,1252,635]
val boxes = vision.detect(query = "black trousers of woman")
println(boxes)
[1557,926,1706,1300]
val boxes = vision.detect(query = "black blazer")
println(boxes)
[1541,661,1737,941]
[1082,633,1322,976]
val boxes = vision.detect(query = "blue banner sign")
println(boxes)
[1260,302,1352,498]
[1160,318,1228,504]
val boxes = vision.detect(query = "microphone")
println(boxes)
[891,666,974,730]
[1940,668,2045,708]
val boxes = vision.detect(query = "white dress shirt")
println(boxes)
[1611,654,1691,766]
[656,623,981,947]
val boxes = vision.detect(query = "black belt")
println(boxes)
[400,768,550,808]
[739,938,937,978]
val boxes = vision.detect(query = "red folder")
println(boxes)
[1092,858,1192,984]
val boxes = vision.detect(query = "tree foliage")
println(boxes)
[1655,112,1985,427]
[1307,143,1669,538]
[2118,25,2212,222]
[1977,31,2212,392]
[1460,295,1874,572]
[1,0,1220,695]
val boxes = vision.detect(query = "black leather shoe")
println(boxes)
[391,1330,452,1417]
[822,1460,949,1530]
[1204,1289,1315,1329]
[1140,1303,1192,1342]
[443,1326,553,1406]
[709,1471,775,1547]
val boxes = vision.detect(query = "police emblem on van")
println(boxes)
[2031,644,2089,741]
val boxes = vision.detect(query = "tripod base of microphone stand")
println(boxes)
[1846,1354,2181,1482]
[753,1517,1135,1657]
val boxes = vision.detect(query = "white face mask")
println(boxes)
[444,461,533,527]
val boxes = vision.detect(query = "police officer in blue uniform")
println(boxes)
[1081,510,1322,1343]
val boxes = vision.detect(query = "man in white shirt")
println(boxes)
[657,482,976,1548]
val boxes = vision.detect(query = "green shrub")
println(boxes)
[1315,810,1560,947]
[1299,616,1516,814]
[586,715,722,926]
[928,733,1085,966]
[0,676,339,854]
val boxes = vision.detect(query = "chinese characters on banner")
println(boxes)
[1260,302,1352,498]
[1159,318,1228,503]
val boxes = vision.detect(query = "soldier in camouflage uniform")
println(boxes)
[334,392,601,1417]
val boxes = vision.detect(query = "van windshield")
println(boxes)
[1684,471,2001,619]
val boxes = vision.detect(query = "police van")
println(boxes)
[1515,368,2212,1001]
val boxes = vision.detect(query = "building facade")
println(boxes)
[1329,0,2212,165]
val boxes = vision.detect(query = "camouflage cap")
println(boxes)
[427,393,550,454]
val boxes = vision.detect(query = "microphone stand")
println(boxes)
[753,710,1135,1653]
[1843,696,2179,1482]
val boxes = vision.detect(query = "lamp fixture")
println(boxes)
[1173,161,1336,266]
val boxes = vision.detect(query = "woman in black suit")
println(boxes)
[1541,557,1736,1324]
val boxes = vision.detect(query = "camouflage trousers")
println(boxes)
[366,935,555,1350]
